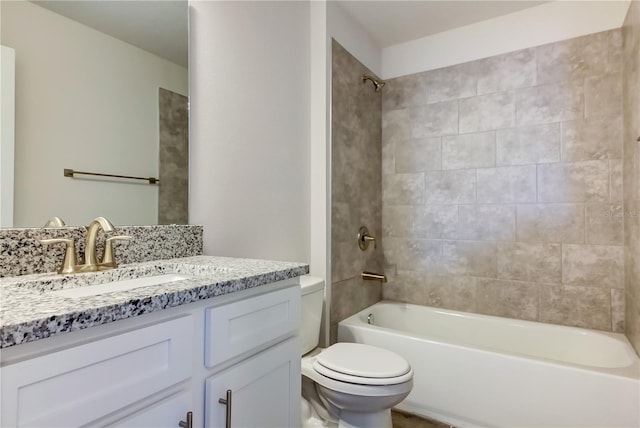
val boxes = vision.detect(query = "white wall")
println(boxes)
[327,2,382,78]
[382,0,631,79]
[189,1,310,263]
[0,1,187,227]
[310,1,330,279]
[0,46,15,227]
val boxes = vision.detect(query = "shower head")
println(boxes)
[362,75,386,92]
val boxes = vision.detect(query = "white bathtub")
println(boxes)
[337,301,640,428]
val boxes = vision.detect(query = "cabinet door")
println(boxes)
[205,337,301,428]
[1,316,193,427]
[108,389,193,428]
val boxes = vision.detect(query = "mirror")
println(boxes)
[0,0,188,227]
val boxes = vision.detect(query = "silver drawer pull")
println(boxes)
[218,389,232,428]
[178,411,193,428]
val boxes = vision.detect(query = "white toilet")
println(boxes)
[300,276,413,428]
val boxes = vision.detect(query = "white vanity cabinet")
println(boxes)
[0,279,301,428]
[203,285,301,428]
[205,338,299,428]
[1,316,194,428]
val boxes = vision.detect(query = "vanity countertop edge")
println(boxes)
[0,255,309,349]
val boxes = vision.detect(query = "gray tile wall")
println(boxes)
[330,40,383,343]
[382,30,624,332]
[623,2,640,353]
[158,88,189,225]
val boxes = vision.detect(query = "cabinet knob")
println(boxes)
[178,411,192,428]
[218,389,232,428]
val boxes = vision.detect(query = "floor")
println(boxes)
[392,410,454,428]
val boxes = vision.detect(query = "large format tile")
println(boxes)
[382,109,410,145]
[331,40,383,336]
[441,240,497,277]
[584,72,622,118]
[382,173,424,205]
[539,284,611,330]
[516,203,585,243]
[442,132,495,170]
[612,289,625,333]
[476,48,537,95]
[626,294,640,354]
[516,82,583,126]
[477,279,538,321]
[585,203,624,245]
[425,170,476,204]
[457,204,515,241]
[536,32,609,84]
[496,123,560,166]
[608,29,623,73]
[382,205,427,238]
[383,270,426,304]
[410,101,458,138]
[562,244,624,289]
[459,91,515,133]
[424,205,458,239]
[476,165,536,203]
[383,73,426,111]
[423,62,476,104]
[395,138,441,173]
[561,116,623,161]
[497,242,562,283]
[610,159,623,202]
[331,276,382,342]
[424,275,477,312]
[537,160,609,203]
[383,238,442,273]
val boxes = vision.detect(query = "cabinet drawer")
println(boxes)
[1,316,193,427]
[205,285,300,368]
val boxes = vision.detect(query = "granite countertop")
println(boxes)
[0,255,309,349]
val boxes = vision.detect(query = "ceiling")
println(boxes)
[337,0,547,48]
[31,0,188,67]
[30,0,549,66]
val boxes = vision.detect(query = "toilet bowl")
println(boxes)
[300,276,413,428]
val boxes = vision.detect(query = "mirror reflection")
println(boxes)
[0,0,188,227]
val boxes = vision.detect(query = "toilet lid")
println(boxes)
[314,343,411,384]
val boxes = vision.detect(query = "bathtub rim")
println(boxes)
[338,300,640,380]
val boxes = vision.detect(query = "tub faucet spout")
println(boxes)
[362,271,387,282]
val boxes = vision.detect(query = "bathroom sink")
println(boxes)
[49,274,193,298]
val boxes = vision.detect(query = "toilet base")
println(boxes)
[338,409,392,428]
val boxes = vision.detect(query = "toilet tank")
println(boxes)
[299,276,324,355]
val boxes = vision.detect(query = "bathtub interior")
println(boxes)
[337,301,640,428]
[344,301,639,371]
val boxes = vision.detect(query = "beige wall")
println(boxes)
[330,40,383,343]
[1,1,187,227]
[623,1,640,353]
[381,30,625,332]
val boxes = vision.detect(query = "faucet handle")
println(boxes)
[40,238,77,274]
[101,235,132,267]
[357,226,377,250]
[42,217,66,228]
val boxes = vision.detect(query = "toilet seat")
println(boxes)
[309,343,413,386]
